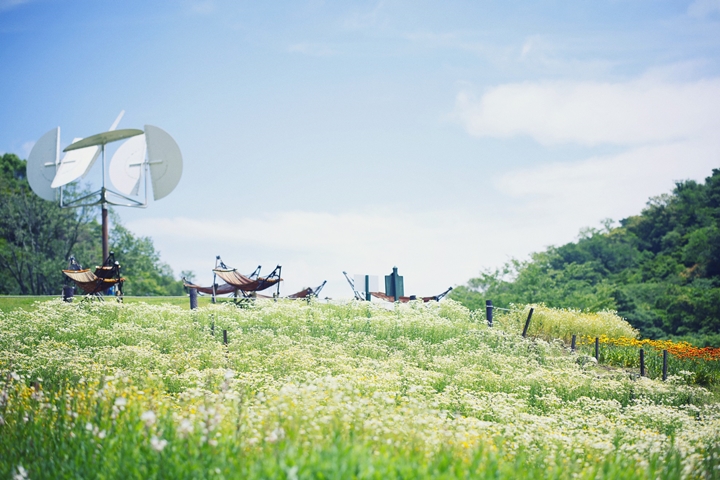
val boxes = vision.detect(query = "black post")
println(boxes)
[62,285,74,303]
[189,288,198,310]
[486,300,493,327]
[595,337,599,361]
[571,335,576,352]
[211,317,215,336]
[223,329,228,346]
[640,349,645,377]
[521,308,534,338]
[662,350,668,381]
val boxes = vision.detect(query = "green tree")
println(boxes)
[452,168,720,345]
[109,217,184,296]
[0,153,99,294]
[0,153,185,296]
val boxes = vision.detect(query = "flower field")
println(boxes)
[1,299,719,479]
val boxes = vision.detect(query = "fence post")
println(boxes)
[189,288,198,310]
[486,300,493,327]
[662,350,668,381]
[62,285,74,303]
[571,335,576,352]
[640,348,645,377]
[521,308,534,338]
[223,329,228,346]
[595,337,599,361]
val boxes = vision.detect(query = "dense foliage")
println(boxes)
[0,153,184,296]
[452,169,720,346]
[0,300,718,478]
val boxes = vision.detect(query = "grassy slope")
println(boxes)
[0,299,718,479]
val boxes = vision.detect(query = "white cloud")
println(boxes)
[126,210,549,300]
[288,43,336,57]
[183,0,215,15]
[687,0,720,17]
[495,140,719,226]
[21,141,34,159]
[453,76,720,146]
[0,0,32,11]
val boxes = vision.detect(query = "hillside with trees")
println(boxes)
[0,153,185,296]
[452,168,720,346]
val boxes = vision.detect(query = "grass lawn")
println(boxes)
[0,294,241,312]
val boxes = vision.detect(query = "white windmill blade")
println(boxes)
[109,134,146,196]
[27,127,59,201]
[109,110,125,131]
[145,125,183,201]
[51,111,126,188]
[80,110,125,179]
[51,138,98,188]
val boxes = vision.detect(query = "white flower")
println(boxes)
[141,410,156,427]
[286,466,299,480]
[97,430,106,439]
[114,397,127,407]
[150,435,168,452]
[10,372,20,381]
[177,418,193,438]
[265,427,285,443]
[13,465,28,480]
[224,369,235,380]
[85,422,93,431]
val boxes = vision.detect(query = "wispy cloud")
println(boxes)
[453,74,720,146]
[342,2,386,30]
[0,0,33,12]
[183,0,215,16]
[288,43,336,57]
[687,0,720,18]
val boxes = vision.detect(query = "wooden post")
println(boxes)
[223,329,228,346]
[486,300,493,327]
[640,348,645,377]
[595,337,599,361]
[189,288,198,310]
[571,335,576,352]
[662,350,668,381]
[521,308,534,338]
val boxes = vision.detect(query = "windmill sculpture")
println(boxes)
[25,111,183,261]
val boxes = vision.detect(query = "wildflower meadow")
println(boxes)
[0,299,719,479]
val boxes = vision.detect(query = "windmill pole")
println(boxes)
[101,143,109,261]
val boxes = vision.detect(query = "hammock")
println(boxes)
[370,286,453,303]
[256,280,327,300]
[183,256,282,301]
[62,253,124,298]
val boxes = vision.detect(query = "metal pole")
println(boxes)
[101,206,109,262]
[189,288,198,310]
[486,300,493,327]
[595,337,599,361]
[365,275,371,302]
[101,144,109,262]
[640,348,645,377]
[662,350,668,381]
[571,335,576,352]
[522,308,534,338]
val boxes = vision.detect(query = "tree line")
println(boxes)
[451,168,720,346]
[0,153,186,296]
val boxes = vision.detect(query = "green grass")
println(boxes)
[0,294,237,312]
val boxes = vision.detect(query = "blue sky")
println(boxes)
[2,0,720,299]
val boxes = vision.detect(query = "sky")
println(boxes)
[1,0,720,299]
